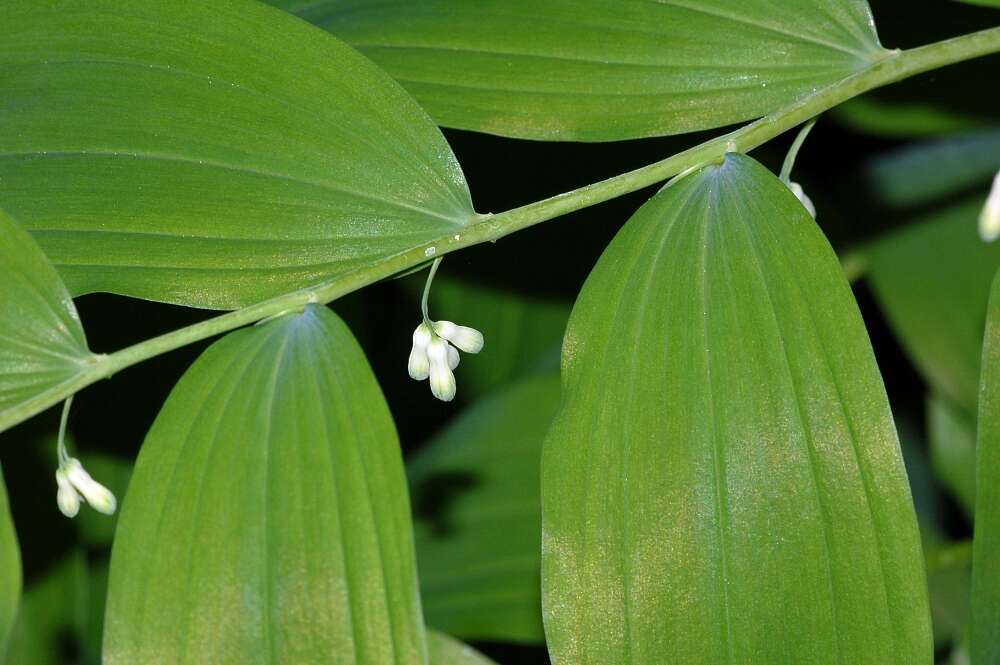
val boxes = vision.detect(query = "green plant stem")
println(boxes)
[420,257,443,323]
[780,119,818,183]
[2,25,999,434]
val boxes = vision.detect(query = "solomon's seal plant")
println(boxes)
[0,1,998,664]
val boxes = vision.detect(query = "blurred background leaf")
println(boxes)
[862,131,1000,513]
[408,373,559,644]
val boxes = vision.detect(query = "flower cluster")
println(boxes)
[408,320,484,401]
[55,457,117,518]
[980,169,1000,243]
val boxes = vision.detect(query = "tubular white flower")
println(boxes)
[787,181,816,218]
[427,337,457,402]
[433,320,484,354]
[979,170,1000,243]
[408,323,433,380]
[63,458,117,515]
[55,468,80,518]
[447,343,460,370]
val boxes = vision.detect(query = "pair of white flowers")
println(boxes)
[408,319,484,401]
[56,457,116,518]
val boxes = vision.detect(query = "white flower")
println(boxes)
[427,337,457,402]
[979,170,1000,243]
[433,320,485,354]
[55,468,80,518]
[407,318,483,401]
[408,323,433,380]
[55,458,117,517]
[787,181,816,218]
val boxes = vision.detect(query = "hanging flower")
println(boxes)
[55,457,117,518]
[433,320,485,354]
[407,319,483,402]
[408,322,433,380]
[787,181,816,218]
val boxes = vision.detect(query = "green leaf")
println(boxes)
[414,275,570,398]
[104,305,425,664]
[427,631,498,665]
[0,208,93,435]
[409,374,559,644]
[928,395,977,515]
[0,469,20,658]
[269,0,886,141]
[971,269,1000,665]
[542,154,931,663]
[0,0,474,310]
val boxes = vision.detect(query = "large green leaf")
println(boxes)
[104,305,425,664]
[270,0,886,141]
[0,208,93,434]
[0,469,19,658]
[427,631,498,665]
[542,154,931,663]
[409,374,559,643]
[971,270,1000,665]
[0,0,474,310]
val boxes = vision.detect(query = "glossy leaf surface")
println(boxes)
[270,0,885,141]
[971,271,1000,665]
[542,154,931,664]
[409,374,559,643]
[428,631,498,665]
[0,209,92,434]
[0,469,19,657]
[0,0,474,309]
[104,306,425,664]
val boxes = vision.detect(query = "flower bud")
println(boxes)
[447,343,460,370]
[63,458,117,515]
[427,337,457,402]
[408,323,433,380]
[979,170,1000,243]
[55,468,80,518]
[787,182,816,218]
[433,320,484,354]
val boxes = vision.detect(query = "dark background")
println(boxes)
[3,0,999,662]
